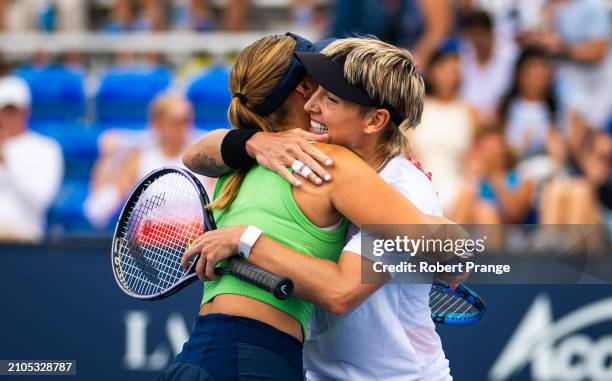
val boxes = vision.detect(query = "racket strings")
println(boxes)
[120,186,195,294]
[117,172,204,296]
[430,289,477,318]
[135,174,201,290]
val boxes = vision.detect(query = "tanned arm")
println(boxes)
[182,129,232,177]
[195,144,464,314]
[248,145,462,313]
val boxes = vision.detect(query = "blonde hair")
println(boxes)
[209,34,297,210]
[149,92,190,122]
[321,38,425,157]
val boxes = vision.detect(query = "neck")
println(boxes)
[433,91,456,102]
[351,142,388,172]
[160,144,183,158]
[521,92,544,102]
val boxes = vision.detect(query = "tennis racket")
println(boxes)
[112,167,294,301]
[429,280,486,325]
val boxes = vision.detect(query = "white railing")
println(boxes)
[0,30,320,57]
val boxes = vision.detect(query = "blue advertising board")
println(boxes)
[1,241,611,380]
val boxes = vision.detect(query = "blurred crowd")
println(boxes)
[0,0,610,242]
[407,0,611,229]
[0,0,327,33]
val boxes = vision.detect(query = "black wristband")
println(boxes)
[221,129,259,169]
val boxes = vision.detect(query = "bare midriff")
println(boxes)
[199,294,303,341]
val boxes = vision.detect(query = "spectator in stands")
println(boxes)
[104,0,165,33]
[0,76,64,242]
[582,133,611,218]
[499,46,559,161]
[331,0,452,66]
[496,46,568,225]
[452,127,534,224]
[0,56,8,77]
[290,0,313,28]
[519,0,611,131]
[84,93,206,229]
[218,0,316,31]
[173,0,216,31]
[459,10,517,126]
[0,0,87,32]
[539,131,609,225]
[459,0,548,40]
[408,40,478,215]
[223,0,248,31]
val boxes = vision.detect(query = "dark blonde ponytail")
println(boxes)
[208,35,296,210]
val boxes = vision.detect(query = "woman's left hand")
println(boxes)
[182,225,248,281]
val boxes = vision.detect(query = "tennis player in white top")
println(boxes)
[305,154,451,381]
[185,38,464,380]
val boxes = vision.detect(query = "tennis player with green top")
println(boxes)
[158,34,459,381]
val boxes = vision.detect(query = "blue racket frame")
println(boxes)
[430,280,486,325]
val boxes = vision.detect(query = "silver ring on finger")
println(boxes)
[291,159,305,173]
[300,166,314,177]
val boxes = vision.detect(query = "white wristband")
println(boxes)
[238,225,263,260]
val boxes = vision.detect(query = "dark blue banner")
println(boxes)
[1,241,611,380]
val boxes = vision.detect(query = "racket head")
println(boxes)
[429,280,486,325]
[111,167,214,300]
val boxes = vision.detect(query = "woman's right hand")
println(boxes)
[245,128,333,187]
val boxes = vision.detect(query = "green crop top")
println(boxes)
[201,165,348,336]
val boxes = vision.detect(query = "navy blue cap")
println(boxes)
[254,33,336,116]
[295,52,404,125]
[313,37,337,52]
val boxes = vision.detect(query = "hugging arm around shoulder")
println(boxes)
[246,144,459,314]
[182,129,233,177]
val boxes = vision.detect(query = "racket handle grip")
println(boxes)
[224,257,294,300]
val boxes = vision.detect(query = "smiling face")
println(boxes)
[304,85,371,149]
[297,38,424,161]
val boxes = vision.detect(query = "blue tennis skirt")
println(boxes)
[155,313,303,381]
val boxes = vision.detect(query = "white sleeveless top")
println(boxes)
[137,145,185,180]
[304,156,450,381]
[137,142,217,197]
[410,98,473,213]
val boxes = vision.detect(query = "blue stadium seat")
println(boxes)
[90,120,148,131]
[32,121,100,181]
[96,65,172,123]
[16,65,86,121]
[47,180,100,235]
[186,65,231,130]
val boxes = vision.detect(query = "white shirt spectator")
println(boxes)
[554,0,611,129]
[472,0,547,39]
[304,156,451,381]
[505,99,553,158]
[411,98,474,213]
[460,37,517,122]
[84,93,208,229]
[0,131,63,241]
[83,135,188,229]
